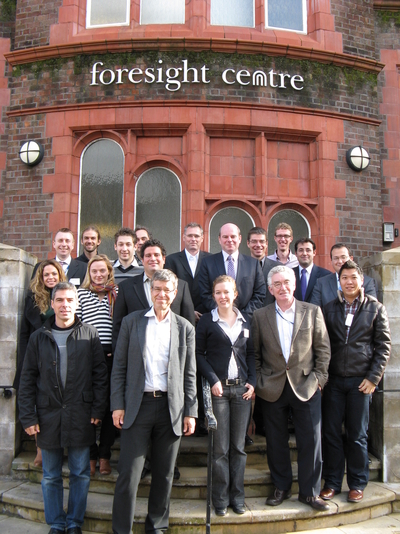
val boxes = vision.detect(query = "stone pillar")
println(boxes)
[0,244,36,474]
[361,247,400,482]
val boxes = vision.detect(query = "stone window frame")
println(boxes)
[86,0,130,29]
[265,0,307,34]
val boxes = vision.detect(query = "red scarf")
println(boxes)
[90,282,118,317]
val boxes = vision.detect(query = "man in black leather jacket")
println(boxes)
[319,261,390,505]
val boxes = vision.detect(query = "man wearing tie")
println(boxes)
[198,222,266,318]
[164,222,211,322]
[110,269,197,534]
[293,238,331,302]
[32,228,87,288]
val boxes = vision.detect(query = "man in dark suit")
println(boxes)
[165,222,211,322]
[112,238,195,352]
[247,226,279,306]
[310,243,377,307]
[293,238,331,302]
[111,269,197,534]
[32,227,87,287]
[252,265,331,512]
[198,222,266,317]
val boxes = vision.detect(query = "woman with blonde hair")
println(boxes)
[14,259,66,466]
[196,274,255,517]
[77,254,118,476]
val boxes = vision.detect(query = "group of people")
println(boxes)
[15,220,391,534]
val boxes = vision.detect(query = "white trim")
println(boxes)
[86,0,130,29]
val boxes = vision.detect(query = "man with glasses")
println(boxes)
[267,223,299,268]
[310,243,377,307]
[111,269,197,534]
[247,226,279,305]
[252,265,331,512]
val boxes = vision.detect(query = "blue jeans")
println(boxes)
[41,446,90,531]
[322,375,371,491]
[211,383,251,508]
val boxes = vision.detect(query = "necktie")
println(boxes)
[59,261,68,273]
[227,255,235,280]
[301,268,307,300]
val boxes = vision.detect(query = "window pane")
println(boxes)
[79,140,124,260]
[141,0,185,25]
[135,168,181,254]
[210,208,255,255]
[266,0,305,32]
[87,0,128,27]
[211,0,254,28]
[267,209,310,255]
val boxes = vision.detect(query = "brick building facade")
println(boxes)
[0,0,399,265]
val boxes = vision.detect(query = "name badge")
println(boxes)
[345,313,354,327]
[69,278,81,286]
[243,329,249,338]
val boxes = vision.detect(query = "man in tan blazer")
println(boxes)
[252,265,331,512]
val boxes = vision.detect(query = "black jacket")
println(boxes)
[18,316,108,449]
[323,293,391,385]
[196,311,256,388]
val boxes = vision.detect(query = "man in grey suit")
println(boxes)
[293,238,331,302]
[111,269,197,534]
[252,265,331,511]
[198,222,266,317]
[310,243,377,307]
[247,226,279,305]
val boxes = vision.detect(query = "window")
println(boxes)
[135,168,181,254]
[211,0,254,28]
[267,209,310,255]
[86,0,130,28]
[140,0,185,25]
[209,207,255,255]
[79,139,124,259]
[265,0,306,33]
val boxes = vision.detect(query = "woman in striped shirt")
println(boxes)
[77,254,118,476]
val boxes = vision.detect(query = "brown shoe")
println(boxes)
[320,488,341,500]
[33,447,42,467]
[90,460,96,476]
[266,487,292,506]
[99,458,111,475]
[348,489,363,502]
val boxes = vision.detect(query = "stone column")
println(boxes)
[0,244,36,474]
[361,247,400,483]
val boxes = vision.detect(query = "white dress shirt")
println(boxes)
[275,300,295,363]
[211,307,245,379]
[143,273,152,306]
[143,307,171,392]
[185,249,199,277]
[55,255,72,274]
[298,264,313,288]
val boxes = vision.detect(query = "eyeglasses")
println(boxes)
[151,287,175,294]
[271,280,293,289]
[275,234,291,240]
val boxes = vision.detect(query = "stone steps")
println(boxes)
[2,477,400,534]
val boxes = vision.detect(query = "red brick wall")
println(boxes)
[14,0,62,49]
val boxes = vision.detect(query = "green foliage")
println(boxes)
[376,10,400,28]
[0,0,16,22]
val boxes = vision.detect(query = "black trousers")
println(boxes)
[112,396,181,534]
[260,380,322,497]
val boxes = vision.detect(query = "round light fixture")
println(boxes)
[19,141,44,167]
[346,146,370,172]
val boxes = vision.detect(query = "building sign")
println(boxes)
[90,59,304,92]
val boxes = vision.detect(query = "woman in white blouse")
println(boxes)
[77,254,118,476]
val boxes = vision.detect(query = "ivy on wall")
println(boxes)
[0,0,16,22]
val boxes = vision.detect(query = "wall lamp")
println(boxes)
[19,141,44,167]
[346,146,370,172]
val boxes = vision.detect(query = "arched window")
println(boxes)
[135,168,181,255]
[79,139,124,259]
[209,207,255,255]
[267,209,310,255]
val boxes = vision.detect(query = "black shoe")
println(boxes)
[48,529,64,534]
[245,434,253,446]
[231,504,246,514]
[174,466,181,480]
[195,422,208,436]
[266,487,292,506]
[66,528,83,534]
[298,494,330,511]
[215,507,227,516]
